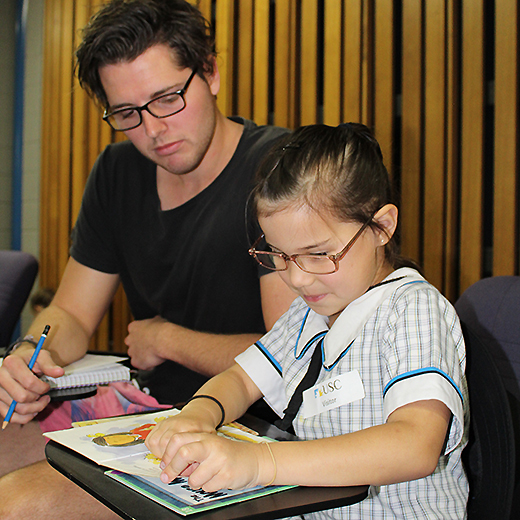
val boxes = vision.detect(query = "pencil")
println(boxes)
[2,325,51,430]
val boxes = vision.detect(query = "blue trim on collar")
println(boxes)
[293,307,311,358]
[383,367,464,402]
[293,307,328,360]
[401,280,428,288]
[296,331,327,360]
[323,339,355,371]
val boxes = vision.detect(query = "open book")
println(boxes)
[40,353,131,389]
[43,409,295,516]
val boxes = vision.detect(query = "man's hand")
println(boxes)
[0,347,64,424]
[125,316,168,370]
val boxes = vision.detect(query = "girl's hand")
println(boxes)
[145,409,217,460]
[157,432,271,491]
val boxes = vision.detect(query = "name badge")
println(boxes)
[301,370,365,419]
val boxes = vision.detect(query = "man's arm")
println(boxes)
[27,258,121,365]
[0,258,120,423]
[125,272,296,376]
[258,271,297,330]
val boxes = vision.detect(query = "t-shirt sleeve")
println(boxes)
[381,287,467,454]
[70,146,121,274]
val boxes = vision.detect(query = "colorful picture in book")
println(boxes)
[92,423,155,447]
[44,410,180,477]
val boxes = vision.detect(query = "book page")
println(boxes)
[44,409,280,478]
[44,409,180,476]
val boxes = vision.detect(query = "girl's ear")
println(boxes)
[373,204,398,245]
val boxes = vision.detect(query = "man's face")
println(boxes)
[99,44,219,176]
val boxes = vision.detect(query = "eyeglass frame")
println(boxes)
[248,210,379,275]
[102,68,198,131]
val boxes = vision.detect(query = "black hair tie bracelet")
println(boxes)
[186,394,226,430]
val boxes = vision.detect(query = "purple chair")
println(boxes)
[456,276,520,519]
[0,250,38,348]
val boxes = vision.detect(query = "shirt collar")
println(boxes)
[294,268,427,368]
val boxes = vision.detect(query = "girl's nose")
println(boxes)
[141,111,167,138]
[285,262,315,288]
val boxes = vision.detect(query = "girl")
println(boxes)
[146,123,469,519]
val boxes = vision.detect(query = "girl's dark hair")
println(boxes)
[251,123,416,270]
[75,0,216,107]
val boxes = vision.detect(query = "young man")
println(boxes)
[0,1,294,518]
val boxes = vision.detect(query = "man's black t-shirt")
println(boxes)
[71,118,289,404]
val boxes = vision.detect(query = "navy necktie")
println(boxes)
[275,339,324,432]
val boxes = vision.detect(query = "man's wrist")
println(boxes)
[4,336,37,357]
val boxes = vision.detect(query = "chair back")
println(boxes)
[0,250,38,348]
[456,276,520,519]
[458,323,515,519]
[456,276,520,401]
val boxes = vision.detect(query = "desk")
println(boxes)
[45,415,368,520]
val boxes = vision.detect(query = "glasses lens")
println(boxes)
[295,256,336,274]
[148,93,185,117]
[254,252,287,271]
[107,109,140,131]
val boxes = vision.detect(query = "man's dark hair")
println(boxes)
[75,0,216,107]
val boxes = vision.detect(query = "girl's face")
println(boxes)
[258,204,397,325]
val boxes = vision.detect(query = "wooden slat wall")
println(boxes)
[40,0,519,351]
[460,0,486,294]
[494,0,518,275]
[400,0,423,271]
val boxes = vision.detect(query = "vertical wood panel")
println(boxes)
[459,0,485,292]
[493,0,518,275]
[343,0,363,122]
[42,0,65,288]
[444,0,461,301]
[71,0,91,227]
[253,0,270,125]
[373,0,394,177]
[360,0,372,124]
[236,0,253,119]
[300,0,318,125]
[323,1,343,126]
[273,1,296,128]
[400,0,423,265]
[423,1,446,289]
[214,0,234,115]
[194,0,211,20]
[57,0,74,277]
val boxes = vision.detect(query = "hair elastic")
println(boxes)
[186,394,226,429]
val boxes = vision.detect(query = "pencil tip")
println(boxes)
[2,421,8,430]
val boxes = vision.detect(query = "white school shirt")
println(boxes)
[236,268,469,519]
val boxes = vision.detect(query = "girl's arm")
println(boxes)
[268,399,451,486]
[155,398,451,490]
[145,364,262,456]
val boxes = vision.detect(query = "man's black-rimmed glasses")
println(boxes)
[102,68,198,131]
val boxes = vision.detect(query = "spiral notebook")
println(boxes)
[40,354,131,389]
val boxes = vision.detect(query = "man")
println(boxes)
[0,1,294,518]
